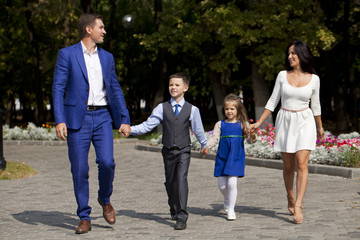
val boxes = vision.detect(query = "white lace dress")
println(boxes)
[265,70,321,153]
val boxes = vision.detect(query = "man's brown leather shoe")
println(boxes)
[98,197,116,224]
[75,220,91,234]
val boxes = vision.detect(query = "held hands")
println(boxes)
[200,147,209,155]
[247,121,259,144]
[119,124,131,137]
[248,131,257,143]
[55,123,67,141]
[249,122,260,132]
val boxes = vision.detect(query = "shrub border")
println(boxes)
[135,144,360,179]
[4,140,359,179]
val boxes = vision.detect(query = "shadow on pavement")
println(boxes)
[12,210,113,231]
[118,209,174,227]
[236,205,293,223]
[188,204,293,223]
[188,206,224,219]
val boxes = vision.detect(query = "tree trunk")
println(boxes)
[104,0,116,51]
[5,97,13,125]
[335,0,351,132]
[81,0,92,13]
[152,49,167,108]
[24,0,45,125]
[152,0,167,108]
[335,86,349,131]
[209,70,225,120]
[324,50,349,132]
[349,68,358,131]
[344,0,358,131]
[251,62,273,126]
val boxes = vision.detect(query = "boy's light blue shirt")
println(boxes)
[131,98,207,149]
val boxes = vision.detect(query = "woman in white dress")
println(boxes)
[250,40,325,224]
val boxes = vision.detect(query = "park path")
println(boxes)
[0,140,359,239]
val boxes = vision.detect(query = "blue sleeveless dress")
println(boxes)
[214,120,245,177]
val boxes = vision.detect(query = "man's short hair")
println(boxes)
[78,13,103,39]
[169,72,190,86]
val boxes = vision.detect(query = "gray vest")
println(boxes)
[162,101,192,149]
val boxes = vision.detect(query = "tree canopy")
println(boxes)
[1,0,359,132]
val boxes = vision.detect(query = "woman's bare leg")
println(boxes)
[293,150,311,223]
[281,152,296,214]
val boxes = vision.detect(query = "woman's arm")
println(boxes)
[249,109,272,131]
[314,115,324,140]
[249,72,283,131]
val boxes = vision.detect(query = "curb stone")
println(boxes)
[134,143,360,179]
[3,140,359,179]
[3,138,140,146]
[1,140,359,239]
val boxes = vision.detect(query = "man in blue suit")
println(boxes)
[53,13,130,234]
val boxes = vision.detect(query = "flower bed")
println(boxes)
[3,123,58,141]
[3,122,360,167]
[249,123,360,167]
[150,122,360,167]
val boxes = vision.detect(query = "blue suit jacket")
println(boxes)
[53,42,130,130]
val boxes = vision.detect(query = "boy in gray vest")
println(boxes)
[130,72,208,230]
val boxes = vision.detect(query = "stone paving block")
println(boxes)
[0,141,359,240]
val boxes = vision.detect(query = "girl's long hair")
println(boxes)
[284,40,316,74]
[222,94,249,138]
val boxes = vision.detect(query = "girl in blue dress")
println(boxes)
[205,94,255,220]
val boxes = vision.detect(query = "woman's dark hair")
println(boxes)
[285,40,316,74]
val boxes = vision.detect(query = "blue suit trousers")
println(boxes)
[67,108,115,221]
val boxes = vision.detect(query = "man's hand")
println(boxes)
[56,123,67,141]
[200,147,209,155]
[119,124,131,137]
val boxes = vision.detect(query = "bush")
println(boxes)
[3,123,58,141]
[148,124,360,167]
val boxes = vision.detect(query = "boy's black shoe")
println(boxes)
[170,209,176,220]
[174,221,186,230]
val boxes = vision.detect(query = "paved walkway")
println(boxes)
[1,140,359,240]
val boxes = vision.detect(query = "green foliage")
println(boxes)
[0,0,81,122]
[138,131,162,141]
[1,0,358,130]
[0,161,37,180]
[343,146,360,167]
[137,0,336,82]
[241,0,336,80]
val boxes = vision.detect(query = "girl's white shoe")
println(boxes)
[224,200,229,213]
[227,212,236,221]
[224,205,229,213]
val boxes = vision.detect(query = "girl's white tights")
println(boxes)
[218,176,238,214]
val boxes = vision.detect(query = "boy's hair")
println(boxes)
[78,13,103,39]
[169,72,190,86]
[222,93,250,138]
